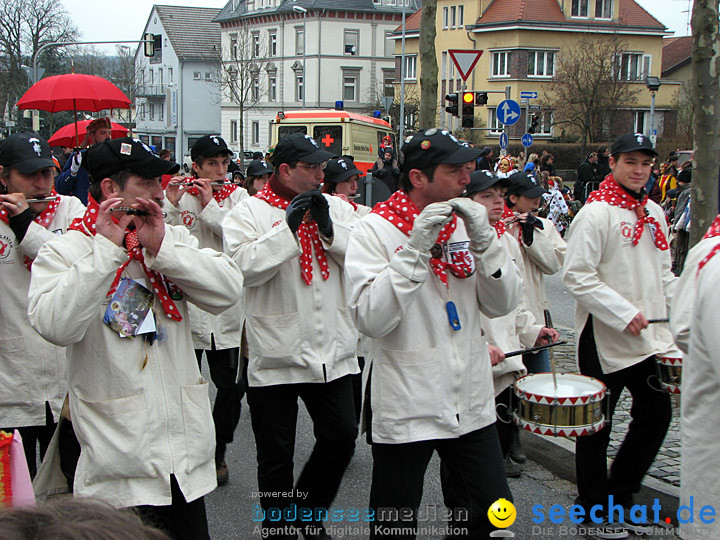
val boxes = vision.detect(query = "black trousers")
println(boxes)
[494,386,514,457]
[369,424,512,539]
[135,475,210,540]
[195,346,244,462]
[247,374,357,537]
[575,317,672,509]
[1,401,55,479]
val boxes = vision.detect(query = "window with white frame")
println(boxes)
[149,69,154,84]
[168,68,173,83]
[230,34,238,59]
[450,6,456,28]
[488,109,503,134]
[528,51,555,77]
[252,76,259,101]
[193,72,200,80]
[269,31,277,57]
[384,31,394,56]
[252,121,260,146]
[149,103,155,121]
[230,120,238,143]
[344,30,359,55]
[634,111,646,134]
[158,101,164,121]
[458,5,464,27]
[205,72,212,81]
[571,0,588,17]
[295,75,304,101]
[268,74,277,101]
[403,55,417,80]
[295,28,304,55]
[442,6,448,29]
[491,51,511,77]
[343,74,358,101]
[252,32,260,57]
[595,0,612,18]
[617,53,651,81]
[441,51,447,80]
[532,111,553,135]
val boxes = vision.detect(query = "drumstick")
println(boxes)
[545,309,558,390]
[647,318,669,324]
[503,340,567,359]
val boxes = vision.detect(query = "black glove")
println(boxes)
[519,215,543,246]
[286,192,314,234]
[309,189,333,238]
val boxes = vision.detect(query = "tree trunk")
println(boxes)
[418,0,438,130]
[690,0,720,246]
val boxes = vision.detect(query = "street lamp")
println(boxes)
[292,5,307,109]
[645,76,661,148]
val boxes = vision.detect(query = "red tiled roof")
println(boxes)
[394,8,421,32]
[662,35,692,74]
[474,0,664,30]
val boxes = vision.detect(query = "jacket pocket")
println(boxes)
[334,307,358,361]
[249,312,302,368]
[180,379,215,473]
[75,393,154,486]
[377,347,443,422]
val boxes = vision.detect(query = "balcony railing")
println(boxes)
[136,84,167,98]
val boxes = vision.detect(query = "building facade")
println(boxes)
[392,0,683,142]
[214,0,418,154]
[134,5,222,163]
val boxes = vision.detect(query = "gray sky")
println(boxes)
[63,0,692,55]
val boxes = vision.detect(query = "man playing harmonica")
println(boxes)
[0,132,85,477]
[164,134,248,486]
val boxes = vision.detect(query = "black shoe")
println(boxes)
[216,459,229,486]
[504,456,521,478]
[508,427,527,464]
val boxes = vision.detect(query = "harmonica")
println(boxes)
[168,181,197,186]
[110,207,150,216]
[348,194,362,199]
[211,181,233,186]
[26,196,58,203]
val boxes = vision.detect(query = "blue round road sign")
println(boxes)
[521,133,534,147]
[497,99,521,126]
[499,132,509,150]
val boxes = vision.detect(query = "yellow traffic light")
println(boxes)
[462,91,475,104]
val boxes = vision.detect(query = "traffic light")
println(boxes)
[475,92,488,106]
[461,91,475,128]
[528,114,540,134]
[445,93,459,117]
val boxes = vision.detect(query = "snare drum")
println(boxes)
[655,355,682,394]
[513,373,606,437]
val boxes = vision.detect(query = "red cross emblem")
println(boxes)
[321,134,334,147]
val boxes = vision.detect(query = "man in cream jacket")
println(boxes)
[345,129,521,539]
[0,132,85,477]
[28,138,244,540]
[164,135,248,486]
[223,133,359,540]
[563,132,676,537]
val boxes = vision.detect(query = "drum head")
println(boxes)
[514,373,606,403]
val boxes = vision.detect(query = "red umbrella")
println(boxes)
[48,119,129,148]
[16,73,131,112]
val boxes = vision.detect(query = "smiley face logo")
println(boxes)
[488,498,516,529]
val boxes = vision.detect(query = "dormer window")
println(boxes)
[571,0,588,17]
[595,0,612,19]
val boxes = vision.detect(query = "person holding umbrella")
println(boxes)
[0,132,86,477]
[55,118,113,205]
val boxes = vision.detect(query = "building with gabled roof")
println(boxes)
[214,0,419,154]
[390,0,683,144]
[662,36,692,80]
[134,5,223,164]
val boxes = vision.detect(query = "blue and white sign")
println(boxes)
[521,133,534,147]
[499,132,509,150]
[520,91,538,99]
[497,100,521,125]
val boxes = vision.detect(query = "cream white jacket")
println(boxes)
[27,225,243,508]
[223,194,360,387]
[677,252,720,540]
[483,233,543,396]
[0,195,85,427]
[563,199,677,374]
[165,188,248,350]
[345,212,521,444]
[507,215,566,324]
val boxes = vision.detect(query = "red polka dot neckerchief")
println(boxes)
[697,214,720,274]
[186,181,238,204]
[586,175,669,250]
[68,196,183,322]
[0,189,60,270]
[255,183,329,285]
[371,190,472,287]
[494,205,516,239]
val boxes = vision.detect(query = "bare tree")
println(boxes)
[543,34,641,156]
[690,0,720,247]
[218,26,267,159]
[418,0,438,129]
[672,81,694,143]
